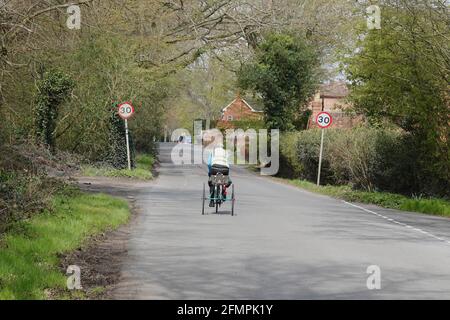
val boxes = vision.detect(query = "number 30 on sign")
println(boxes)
[118,102,135,120]
[316,111,332,129]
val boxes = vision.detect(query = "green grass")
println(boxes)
[82,154,154,180]
[284,179,450,217]
[0,192,130,300]
[135,154,154,167]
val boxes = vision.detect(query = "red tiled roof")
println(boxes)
[221,96,262,113]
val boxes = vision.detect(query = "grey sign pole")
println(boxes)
[124,119,131,170]
[317,129,325,186]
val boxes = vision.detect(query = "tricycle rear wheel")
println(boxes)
[231,184,235,216]
[202,183,206,215]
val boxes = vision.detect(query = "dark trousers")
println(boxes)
[209,164,229,177]
[208,165,231,196]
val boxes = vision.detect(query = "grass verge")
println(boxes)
[81,154,154,180]
[0,191,130,299]
[283,179,450,217]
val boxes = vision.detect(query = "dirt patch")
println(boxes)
[59,200,140,299]
[57,177,151,299]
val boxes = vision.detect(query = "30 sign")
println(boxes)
[117,102,135,170]
[118,102,135,120]
[316,112,333,129]
[316,111,332,186]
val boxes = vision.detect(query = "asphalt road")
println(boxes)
[112,143,450,299]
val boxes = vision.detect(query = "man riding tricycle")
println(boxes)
[202,143,235,215]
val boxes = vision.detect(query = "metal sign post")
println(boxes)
[316,112,333,186]
[317,129,325,186]
[118,102,135,170]
[124,119,131,170]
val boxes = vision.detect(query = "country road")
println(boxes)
[111,143,450,299]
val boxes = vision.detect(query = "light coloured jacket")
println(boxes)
[208,147,229,169]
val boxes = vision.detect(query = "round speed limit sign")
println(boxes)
[316,111,333,129]
[118,102,135,120]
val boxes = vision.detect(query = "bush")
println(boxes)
[327,127,381,191]
[279,132,304,177]
[296,129,334,183]
[280,129,334,184]
[279,127,449,198]
[371,132,419,194]
[0,145,67,232]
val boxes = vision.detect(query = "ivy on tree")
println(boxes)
[238,32,319,131]
[35,70,74,151]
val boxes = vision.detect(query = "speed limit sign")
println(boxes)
[118,102,135,120]
[315,111,332,186]
[316,111,333,129]
[117,102,135,170]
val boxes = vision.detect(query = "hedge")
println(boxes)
[279,127,449,198]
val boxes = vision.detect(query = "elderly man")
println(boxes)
[207,143,232,207]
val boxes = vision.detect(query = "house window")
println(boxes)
[227,115,234,121]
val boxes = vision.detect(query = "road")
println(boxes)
[112,143,450,299]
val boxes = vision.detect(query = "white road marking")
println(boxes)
[343,201,449,245]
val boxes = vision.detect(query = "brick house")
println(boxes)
[307,81,363,129]
[217,94,263,128]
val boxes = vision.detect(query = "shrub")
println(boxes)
[371,132,419,194]
[279,127,449,198]
[0,145,67,232]
[295,129,334,183]
[327,127,382,191]
[279,132,303,177]
[280,129,334,184]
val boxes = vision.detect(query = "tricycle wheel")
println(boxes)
[214,185,220,214]
[202,183,206,215]
[231,184,235,216]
